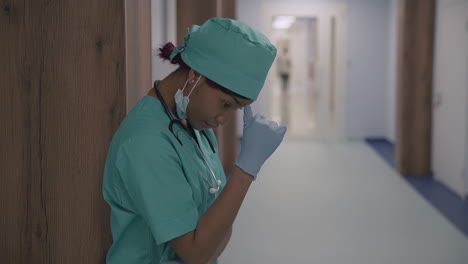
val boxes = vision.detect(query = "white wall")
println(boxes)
[465,1,468,198]
[432,0,468,198]
[386,0,399,143]
[345,0,391,139]
[237,0,393,140]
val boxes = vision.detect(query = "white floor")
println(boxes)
[219,141,468,264]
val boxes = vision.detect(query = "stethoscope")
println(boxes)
[153,80,222,194]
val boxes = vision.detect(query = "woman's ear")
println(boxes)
[187,69,202,83]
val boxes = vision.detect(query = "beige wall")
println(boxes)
[126,0,152,111]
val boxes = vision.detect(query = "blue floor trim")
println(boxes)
[365,138,468,238]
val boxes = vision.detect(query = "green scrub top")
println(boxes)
[103,95,226,264]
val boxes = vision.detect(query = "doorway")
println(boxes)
[261,3,347,141]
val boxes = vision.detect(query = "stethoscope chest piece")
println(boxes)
[209,180,222,194]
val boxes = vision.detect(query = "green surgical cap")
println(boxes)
[170,17,277,101]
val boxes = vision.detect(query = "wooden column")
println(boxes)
[220,0,237,19]
[216,0,238,174]
[176,0,238,174]
[0,0,127,263]
[176,0,217,44]
[125,0,152,111]
[396,0,435,176]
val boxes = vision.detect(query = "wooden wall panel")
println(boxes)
[396,0,435,176]
[0,1,32,263]
[0,0,126,263]
[176,0,217,44]
[221,0,237,19]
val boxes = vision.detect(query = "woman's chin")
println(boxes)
[189,120,204,131]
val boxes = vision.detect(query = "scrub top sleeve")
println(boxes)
[115,135,200,245]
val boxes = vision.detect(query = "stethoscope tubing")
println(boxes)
[153,81,221,194]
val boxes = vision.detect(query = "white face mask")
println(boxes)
[174,74,202,119]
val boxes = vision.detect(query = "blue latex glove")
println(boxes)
[234,105,287,180]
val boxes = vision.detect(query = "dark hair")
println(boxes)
[158,42,189,69]
[158,42,249,100]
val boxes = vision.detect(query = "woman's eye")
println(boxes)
[223,102,232,108]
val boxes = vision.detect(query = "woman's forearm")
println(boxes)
[207,225,232,263]
[169,166,252,264]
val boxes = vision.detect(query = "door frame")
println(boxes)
[463,0,468,198]
[432,0,468,198]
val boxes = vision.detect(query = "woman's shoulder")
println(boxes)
[110,97,176,149]
[120,96,170,130]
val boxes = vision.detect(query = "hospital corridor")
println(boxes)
[3,0,468,263]
[219,140,468,263]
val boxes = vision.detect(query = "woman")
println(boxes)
[103,17,287,264]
